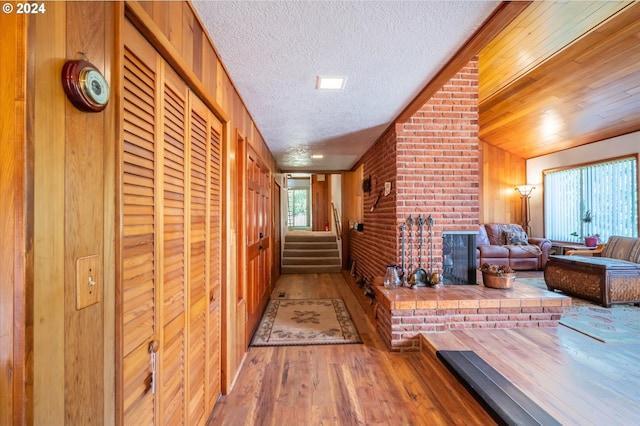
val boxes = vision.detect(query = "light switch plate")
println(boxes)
[76,255,100,310]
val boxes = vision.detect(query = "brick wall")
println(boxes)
[351,58,480,282]
[350,129,398,281]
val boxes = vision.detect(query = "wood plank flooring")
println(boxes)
[207,273,495,425]
[207,271,640,425]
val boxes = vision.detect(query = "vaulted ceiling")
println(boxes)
[478,1,640,159]
[193,1,640,171]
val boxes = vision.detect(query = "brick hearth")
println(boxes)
[373,281,571,352]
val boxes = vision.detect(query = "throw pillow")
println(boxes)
[503,230,528,245]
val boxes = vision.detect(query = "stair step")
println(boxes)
[282,256,341,266]
[284,241,338,250]
[282,232,341,274]
[285,234,336,243]
[281,264,342,274]
[283,249,339,258]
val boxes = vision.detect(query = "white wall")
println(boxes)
[330,174,342,230]
[526,131,640,237]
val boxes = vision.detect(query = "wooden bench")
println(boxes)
[544,236,640,307]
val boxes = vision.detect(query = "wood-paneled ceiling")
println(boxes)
[479,1,640,159]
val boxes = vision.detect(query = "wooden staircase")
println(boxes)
[282,232,341,274]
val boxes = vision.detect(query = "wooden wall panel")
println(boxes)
[31,3,67,424]
[64,2,108,422]
[340,171,359,269]
[25,2,117,424]
[0,10,29,426]
[479,140,526,226]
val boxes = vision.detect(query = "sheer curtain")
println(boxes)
[544,156,638,242]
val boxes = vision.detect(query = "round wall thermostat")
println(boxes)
[62,60,110,112]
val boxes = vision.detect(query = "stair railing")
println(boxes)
[331,203,342,241]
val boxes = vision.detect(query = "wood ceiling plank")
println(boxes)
[479,1,640,158]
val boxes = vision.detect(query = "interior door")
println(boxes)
[245,146,271,338]
[119,19,222,426]
[120,23,160,425]
[272,181,282,282]
[312,174,329,231]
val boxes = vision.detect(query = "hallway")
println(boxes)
[206,273,494,425]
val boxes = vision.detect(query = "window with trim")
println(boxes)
[287,177,311,228]
[544,155,638,243]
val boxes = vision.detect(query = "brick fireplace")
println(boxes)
[373,284,570,352]
[350,57,480,282]
[347,57,571,353]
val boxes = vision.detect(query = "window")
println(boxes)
[287,176,311,228]
[544,156,638,242]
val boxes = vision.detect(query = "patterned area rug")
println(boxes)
[518,278,640,343]
[250,298,362,347]
[561,299,640,343]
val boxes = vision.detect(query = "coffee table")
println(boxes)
[544,255,640,307]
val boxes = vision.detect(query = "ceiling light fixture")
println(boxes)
[311,154,323,159]
[316,76,346,90]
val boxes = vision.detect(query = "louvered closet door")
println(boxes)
[160,65,188,425]
[207,106,222,410]
[119,19,222,426]
[121,20,160,425]
[187,94,222,424]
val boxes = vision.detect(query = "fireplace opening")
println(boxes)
[443,231,477,285]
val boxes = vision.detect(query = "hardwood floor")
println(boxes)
[207,273,494,425]
[207,272,640,425]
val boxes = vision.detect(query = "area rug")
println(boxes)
[250,298,362,347]
[515,277,549,291]
[560,299,640,344]
[516,277,640,343]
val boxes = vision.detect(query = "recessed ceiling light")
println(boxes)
[311,154,324,159]
[316,76,346,90]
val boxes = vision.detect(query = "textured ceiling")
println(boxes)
[193,1,500,171]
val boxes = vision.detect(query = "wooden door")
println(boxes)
[120,24,160,425]
[233,131,247,364]
[160,61,189,426]
[272,181,282,282]
[206,104,222,412]
[312,174,329,231]
[187,94,222,424]
[118,19,222,426]
[245,146,271,338]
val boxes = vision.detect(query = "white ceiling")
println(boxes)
[193,0,501,172]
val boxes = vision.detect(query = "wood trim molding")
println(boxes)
[124,1,229,124]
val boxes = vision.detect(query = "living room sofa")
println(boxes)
[544,236,640,307]
[476,223,552,270]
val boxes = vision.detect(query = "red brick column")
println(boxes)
[351,58,480,282]
[395,57,480,274]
